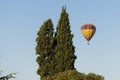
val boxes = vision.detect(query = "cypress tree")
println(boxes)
[54,6,76,73]
[36,19,54,78]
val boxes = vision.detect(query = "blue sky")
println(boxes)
[0,0,120,80]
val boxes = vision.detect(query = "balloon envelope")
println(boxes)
[81,24,96,44]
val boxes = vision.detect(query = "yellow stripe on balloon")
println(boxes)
[81,29,95,41]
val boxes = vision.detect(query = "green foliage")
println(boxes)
[54,6,76,73]
[36,19,54,78]
[85,73,104,80]
[35,7,104,80]
[42,70,85,80]
[42,70,104,80]
[36,7,76,79]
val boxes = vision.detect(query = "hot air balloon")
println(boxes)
[81,24,96,45]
